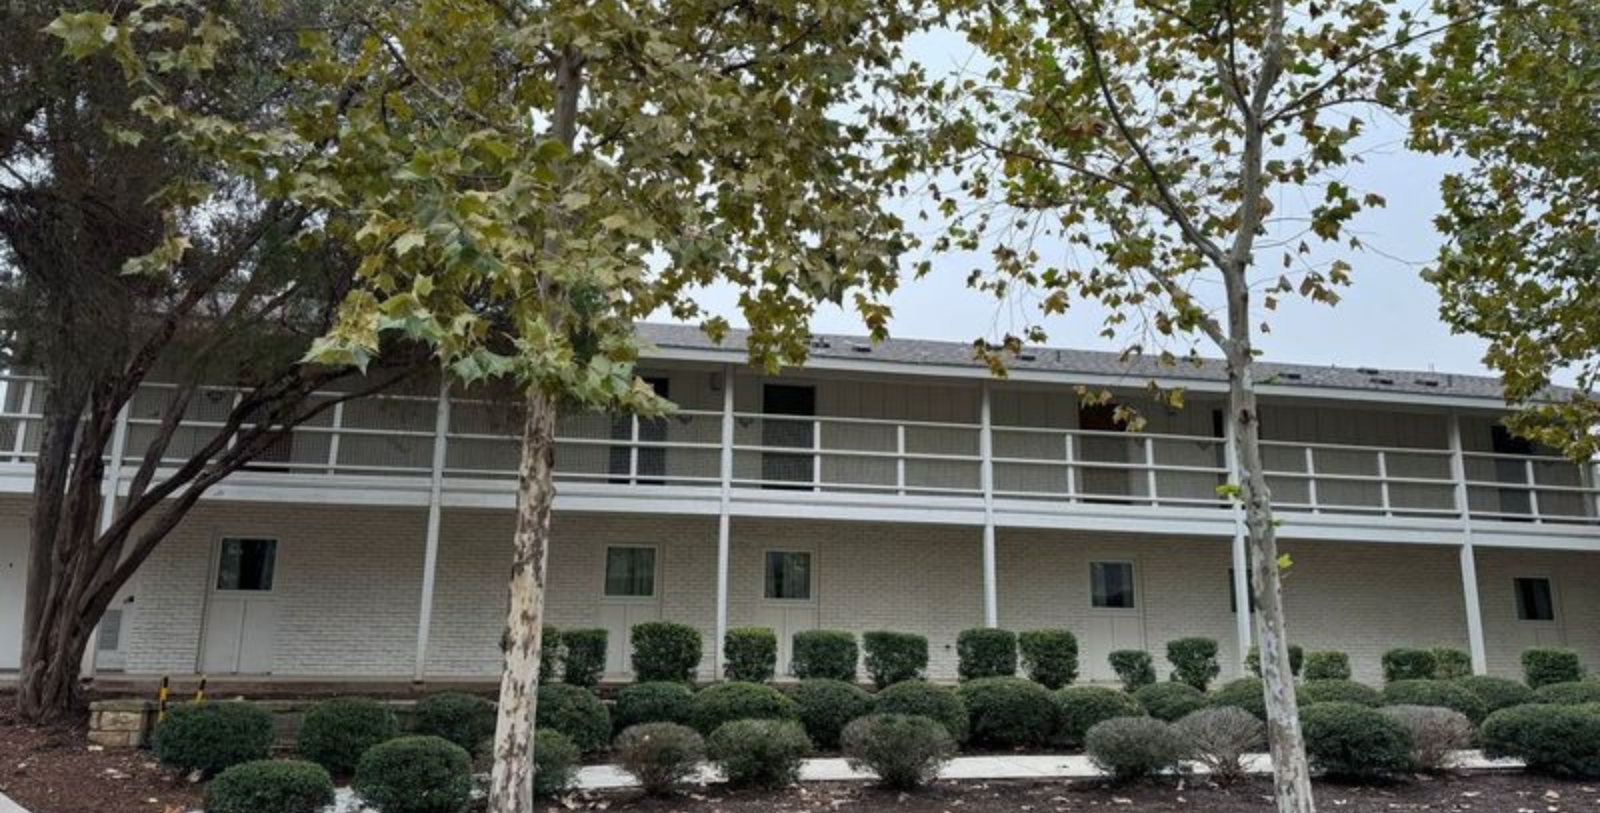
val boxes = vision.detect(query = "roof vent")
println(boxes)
[1279,371,1303,381]
[1357,367,1380,375]
[1370,376,1395,386]
[1414,378,1441,388]
[808,337,831,350]
[1016,351,1038,362]
[849,343,873,354]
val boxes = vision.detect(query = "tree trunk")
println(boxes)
[486,389,559,813]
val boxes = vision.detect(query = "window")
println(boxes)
[765,551,812,600]
[604,547,656,598]
[1090,561,1135,609]
[1515,577,1555,621]
[216,538,277,591]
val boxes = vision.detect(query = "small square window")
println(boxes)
[765,551,812,601]
[1091,561,1135,609]
[1515,577,1555,621]
[604,547,656,598]
[217,538,276,591]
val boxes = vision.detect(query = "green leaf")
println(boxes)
[45,12,116,60]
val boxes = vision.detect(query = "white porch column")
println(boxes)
[1449,414,1488,674]
[83,401,132,679]
[980,381,998,628]
[1224,416,1252,672]
[715,364,735,678]
[414,380,451,682]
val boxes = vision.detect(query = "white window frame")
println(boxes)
[1088,559,1138,611]
[762,548,816,604]
[1511,574,1560,625]
[601,545,660,603]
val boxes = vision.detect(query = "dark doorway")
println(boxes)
[1078,402,1131,502]
[611,377,670,484]
[1492,424,1533,518]
[762,384,816,488]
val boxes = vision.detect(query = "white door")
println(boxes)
[599,546,661,678]
[1081,560,1146,682]
[0,526,28,671]
[200,537,280,674]
[756,550,819,676]
[1509,575,1566,650]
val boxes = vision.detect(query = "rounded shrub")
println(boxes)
[1430,647,1473,680]
[354,735,472,813]
[152,702,275,776]
[1303,650,1352,681]
[1300,679,1382,708]
[1174,707,1263,785]
[957,628,1018,680]
[1300,702,1414,780]
[614,681,695,732]
[1535,680,1600,706]
[533,729,580,800]
[1085,717,1184,783]
[788,679,873,749]
[1453,675,1535,714]
[1381,679,1488,724]
[1381,705,1472,772]
[536,684,611,752]
[862,631,928,689]
[708,719,812,788]
[874,680,969,744]
[1108,650,1156,691]
[1054,685,1145,747]
[1209,678,1284,721]
[723,627,778,683]
[1481,703,1600,777]
[613,722,706,796]
[840,714,955,790]
[791,630,859,682]
[631,621,703,683]
[1018,629,1079,689]
[204,760,334,813]
[1382,648,1438,683]
[1246,644,1304,679]
[1134,682,1209,722]
[413,693,494,756]
[561,628,608,688]
[1166,638,1221,690]
[958,676,1057,748]
[539,625,563,683]
[689,681,797,735]
[298,698,399,777]
[1523,647,1584,689]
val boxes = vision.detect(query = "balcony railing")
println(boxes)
[0,374,1596,526]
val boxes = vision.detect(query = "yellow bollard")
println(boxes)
[194,675,207,705]
[157,675,170,722]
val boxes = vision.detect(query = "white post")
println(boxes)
[895,424,906,496]
[83,401,132,679]
[414,380,451,682]
[1224,417,1252,671]
[1064,432,1077,501]
[1525,459,1542,522]
[12,380,34,461]
[715,365,735,679]
[1377,450,1392,516]
[1449,414,1488,674]
[811,419,823,492]
[629,414,640,484]
[1304,447,1319,513]
[1144,436,1159,506]
[326,401,344,475]
[979,382,998,628]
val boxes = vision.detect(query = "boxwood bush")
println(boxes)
[689,681,798,735]
[533,729,580,800]
[1300,679,1382,708]
[723,627,778,683]
[536,684,611,752]
[1018,629,1079,689]
[614,681,695,732]
[1167,638,1221,691]
[1209,677,1290,722]
[1431,647,1473,680]
[841,714,955,790]
[1454,674,1536,714]
[788,679,873,749]
[632,622,703,683]
[1303,650,1351,681]
[204,760,335,813]
[1382,648,1438,683]
[707,719,812,788]
[539,625,563,683]
[1054,685,1145,747]
[1381,705,1472,772]
[873,680,969,744]
[958,676,1057,748]
[1174,707,1263,784]
[354,736,473,813]
[298,698,400,776]
[1300,702,1415,780]
[152,702,275,776]
[1381,679,1488,724]
[1482,704,1600,777]
[791,630,858,681]
[413,693,494,756]
[1524,648,1585,689]
[1108,650,1156,691]
[1085,717,1184,783]
[1246,644,1304,679]
[561,628,608,688]
[613,723,706,796]
[1134,682,1209,722]
[1535,680,1600,706]
[957,628,1018,681]
[862,631,928,689]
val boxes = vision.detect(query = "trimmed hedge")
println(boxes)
[1134,682,1209,722]
[562,629,608,688]
[1109,650,1156,692]
[205,760,334,813]
[614,681,695,732]
[1524,648,1585,689]
[1209,678,1291,722]
[536,684,611,753]
[1246,644,1304,679]
[1382,648,1438,683]
[959,676,1057,748]
[539,625,563,684]
[1482,704,1600,777]
[1431,647,1473,680]
[1167,638,1220,691]
[353,736,473,813]
[841,714,955,790]
[1018,629,1079,689]
[1054,685,1145,747]
[1300,679,1382,708]
[413,693,494,756]
[298,698,400,776]
[957,628,1018,681]
[1535,681,1600,706]
[613,723,705,796]
[724,628,778,683]
[862,631,928,688]
[788,679,873,749]
[874,680,969,744]
[791,630,858,682]
[1381,679,1489,725]
[533,730,580,800]
[1454,674,1536,714]
[1085,717,1184,783]
[707,719,812,788]
[1303,650,1352,681]
[152,702,276,776]
[689,681,798,735]
[1300,702,1415,780]
[632,622,703,683]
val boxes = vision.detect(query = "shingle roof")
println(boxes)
[636,322,1525,402]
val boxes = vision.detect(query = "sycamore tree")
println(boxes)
[67,0,925,809]
[1408,0,1600,459]
[911,0,1435,809]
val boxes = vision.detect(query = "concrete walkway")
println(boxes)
[0,790,29,813]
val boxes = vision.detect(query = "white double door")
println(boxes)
[200,537,280,674]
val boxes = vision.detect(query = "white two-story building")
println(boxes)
[2,323,1596,687]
